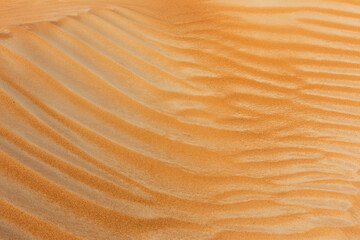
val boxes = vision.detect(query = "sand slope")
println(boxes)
[1,0,360,239]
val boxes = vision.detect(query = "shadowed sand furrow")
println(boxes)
[1,0,360,239]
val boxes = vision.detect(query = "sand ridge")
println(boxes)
[1,0,360,239]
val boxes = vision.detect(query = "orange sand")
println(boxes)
[1,0,360,239]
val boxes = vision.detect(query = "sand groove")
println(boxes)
[1,0,360,239]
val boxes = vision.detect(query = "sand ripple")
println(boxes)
[1,0,360,239]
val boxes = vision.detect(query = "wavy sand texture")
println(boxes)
[1,0,360,239]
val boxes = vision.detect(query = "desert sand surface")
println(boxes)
[1,0,360,239]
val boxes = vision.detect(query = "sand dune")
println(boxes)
[1,0,360,239]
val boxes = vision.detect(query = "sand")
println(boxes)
[1,0,360,239]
